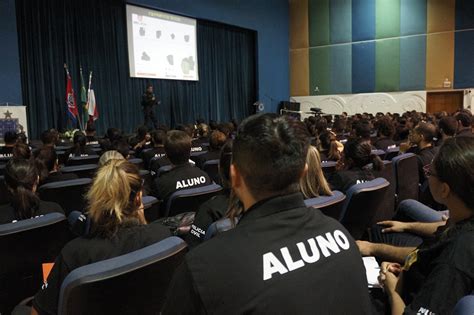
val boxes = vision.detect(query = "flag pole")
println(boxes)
[80,65,86,132]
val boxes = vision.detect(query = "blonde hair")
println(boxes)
[87,159,145,237]
[98,150,125,166]
[300,146,333,199]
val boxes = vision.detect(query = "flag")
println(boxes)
[65,70,79,124]
[79,67,88,130]
[87,89,99,121]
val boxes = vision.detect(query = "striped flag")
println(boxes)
[87,89,99,121]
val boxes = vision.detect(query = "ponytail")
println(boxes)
[328,139,341,161]
[5,159,40,221]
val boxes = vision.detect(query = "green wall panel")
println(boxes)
[376,38,400,91]
[309,0,330,46]
[309,47,331,95]
[376,0,401,39]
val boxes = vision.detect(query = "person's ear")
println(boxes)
[439,182,451,200]
[230,164,240,189]
[135,190,143,207]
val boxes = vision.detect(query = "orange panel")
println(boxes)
[290,49,310,96]
[427,0,455,33]
[290,0,309,49]
[426,32,454,89]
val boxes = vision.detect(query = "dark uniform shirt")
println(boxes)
[407,145,438,184]
[66,147,97,158]
[162,193,372,314]
[185,192,229,248]
[456,128,474,138]
[402,216,474,314]
[142,146,166,169]
[193,150,220,169]
[373,137,396,151]
[0,200,64,224]
[328,167,375,193]
[0,146,14,158]
[152,163,212,202]
[33,221,171,314]
[150,156,172,175]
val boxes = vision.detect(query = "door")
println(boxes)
[426,91,463,113]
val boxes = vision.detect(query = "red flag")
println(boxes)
[65,70,79,123]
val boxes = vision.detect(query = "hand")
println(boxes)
[356,240,373,256]
[379,262,403,295]
[377,220,408,233]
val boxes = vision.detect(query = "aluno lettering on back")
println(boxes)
[262,229,350,280]
[176,176,206,189]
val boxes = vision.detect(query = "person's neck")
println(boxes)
[447,199,473,224]
[418,141,432,150]
[441,134,452,141]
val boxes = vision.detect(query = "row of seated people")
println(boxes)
[1,113,473,314]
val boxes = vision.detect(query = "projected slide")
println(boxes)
[126,5,198,81]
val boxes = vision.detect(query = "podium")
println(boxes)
[0,104,28,143]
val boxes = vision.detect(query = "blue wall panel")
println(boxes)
[352,0,376,41]
[0,0,22,104]
[455,0,474,30]
[400,0,427,35]
[330,0,352,44]
[454,31,474,89]
[400,35,426,91]
[331,44,352,94]
[352,41,375,93]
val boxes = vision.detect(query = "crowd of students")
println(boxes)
[0,108,473,314]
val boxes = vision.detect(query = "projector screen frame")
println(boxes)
[125,3,199,81]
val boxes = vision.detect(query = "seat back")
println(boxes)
[372,160,396,222]
[454,295,474,315]
[163,184,223,217]
[0,163,6,176]
[128,158,144,169]
[0,213,70,314]
[340,178,390,239]
[321,161,337,179]
[0,175,8,205]
[58,236,187,315]
[61,164,98,178]
[371,149,386,160]
[38,178,92,215]
[142,195,160,222]
[304,191,346,220]
[392,153,419,203]
[384,147,400,160]
[202,159,220,184]
[66,155,100,166]
[204,217,238,241]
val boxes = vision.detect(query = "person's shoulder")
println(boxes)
[144,221,172,240]
[444,231,474,271]
[0,204,15,224]
[38,200,64,213]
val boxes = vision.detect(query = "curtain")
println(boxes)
[16,0,256,138]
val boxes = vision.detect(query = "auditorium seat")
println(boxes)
[0,164,6,176]
[38,178,92,215]
[143,195,160,222]
[57,236,187,315]
[371,149,386,160]
[128,157,144,169]
[201,159,220,184]
[66,155,100,166]
[204,217,239,241]
[392,153,419,204]
[0,175,8,205]
[0,156,11,165]
[454,295,474,315]
[384,147,400,161]
[304,190,346,221]
[339,178,390,239]
[321,161,337,178]
[0,213,70,314]
[162,183,223,217]
[372,160,396,222]
[61,164,98,178]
